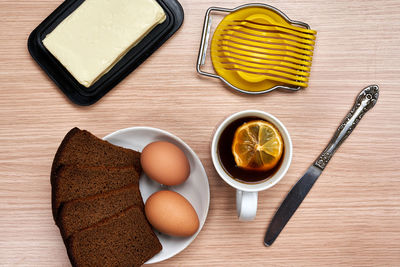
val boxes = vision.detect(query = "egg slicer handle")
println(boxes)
[196,7,232,79]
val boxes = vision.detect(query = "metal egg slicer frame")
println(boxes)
[196,3,317,94]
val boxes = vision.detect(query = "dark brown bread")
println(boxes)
[50,127,141,187]
[68,206,162,267]
[53,165,139,220]
[58,184,144,239]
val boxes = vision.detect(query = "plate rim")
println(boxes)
[103,126,210,264]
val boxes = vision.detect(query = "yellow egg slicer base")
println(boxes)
[197,4,317,94]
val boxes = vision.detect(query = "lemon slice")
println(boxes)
[232,120,283,171]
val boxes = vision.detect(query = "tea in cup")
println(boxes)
[211,110,292,220]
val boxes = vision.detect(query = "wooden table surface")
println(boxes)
[1,0,400,266]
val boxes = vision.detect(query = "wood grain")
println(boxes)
[1,0,400,266]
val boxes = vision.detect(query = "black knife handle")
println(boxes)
[314,85,379,170]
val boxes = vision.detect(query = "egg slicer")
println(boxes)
[196,4,317,94]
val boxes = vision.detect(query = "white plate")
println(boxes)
[103,127,210,264]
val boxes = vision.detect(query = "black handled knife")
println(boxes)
[264,85,379,246]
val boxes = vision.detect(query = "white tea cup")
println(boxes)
[211,110,292,221]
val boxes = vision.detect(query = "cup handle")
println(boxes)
[236,190,258,221]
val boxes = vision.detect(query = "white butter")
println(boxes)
[43,0,166,87]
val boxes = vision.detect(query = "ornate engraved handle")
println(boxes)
[314,85,379,170]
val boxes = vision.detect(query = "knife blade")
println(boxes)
[264,85,379,247]
[264,165,321,246]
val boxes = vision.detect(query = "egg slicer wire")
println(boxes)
[196,3,316,94]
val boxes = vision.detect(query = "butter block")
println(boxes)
[43,0,166,87]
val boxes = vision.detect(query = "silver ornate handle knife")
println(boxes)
[264,85,379,246]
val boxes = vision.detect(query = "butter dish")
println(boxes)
[28,0,183,105]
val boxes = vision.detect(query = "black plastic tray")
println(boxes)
[28,0,184,105]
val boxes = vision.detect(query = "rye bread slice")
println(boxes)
[67,206,162,267]
[50,127,141,187]
[52,165,139,220]
[58,184,144,239]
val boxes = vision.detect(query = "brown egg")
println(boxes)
[140,141,190,186]
[145,190,199,237]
